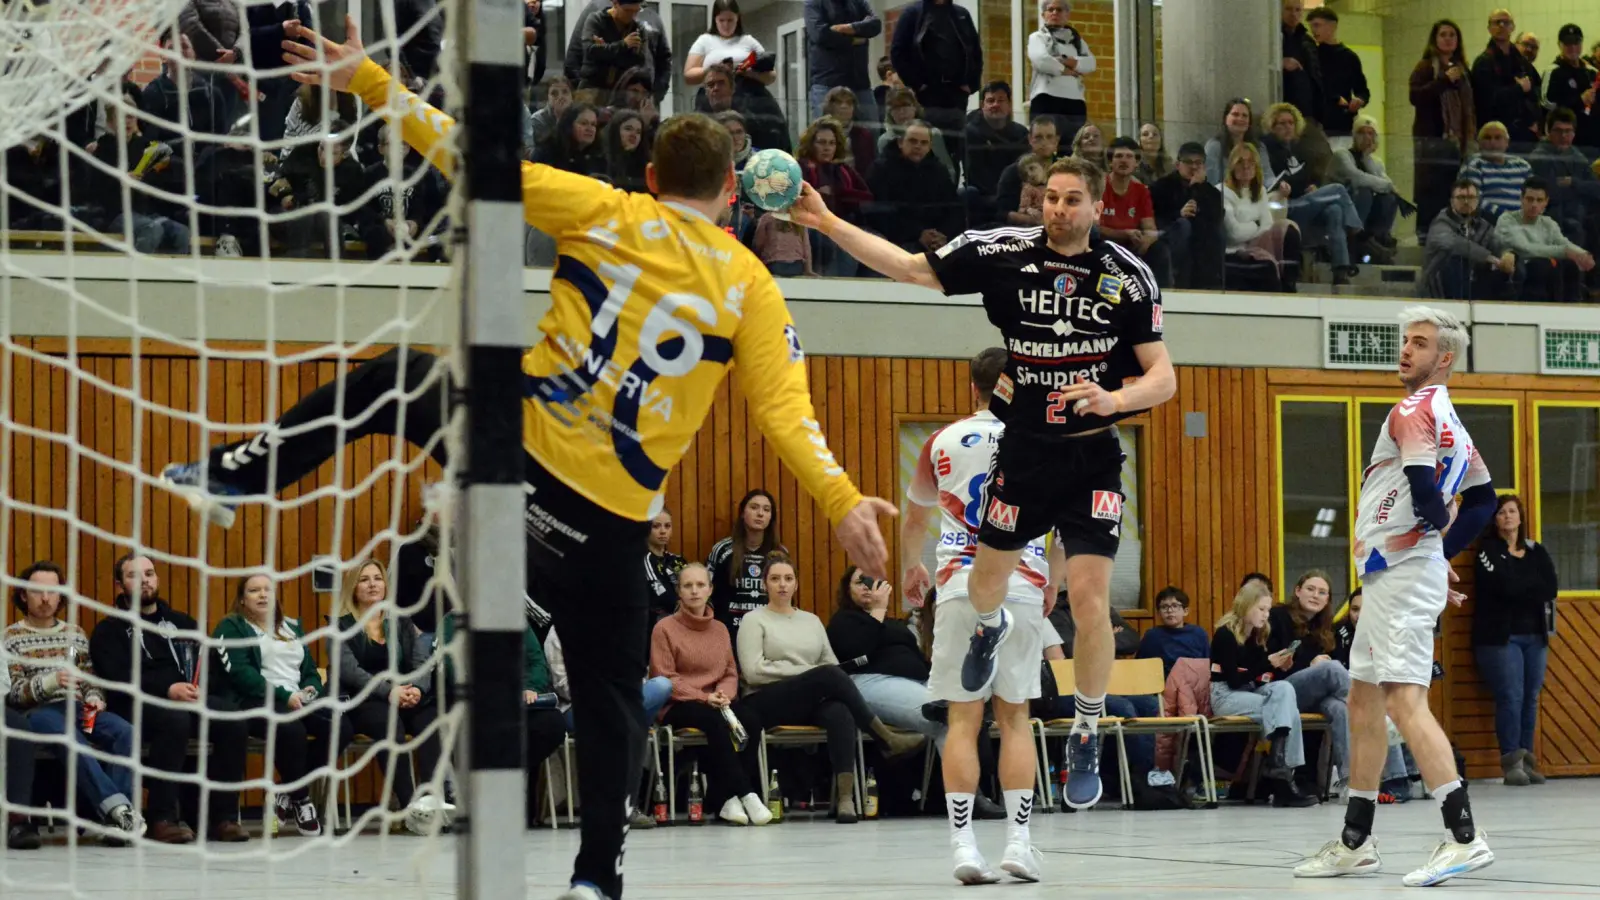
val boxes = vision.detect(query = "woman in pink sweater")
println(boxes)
[650,563,772,826]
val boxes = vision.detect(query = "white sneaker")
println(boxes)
[215,234,243,257]
[718,796,749,825]
[1000,838,1043,882]
[740,793,773,826]
[1402,832,1494,887]
[952,840,1002,885]
[1294,837,1381,877]
[555,886,609,900]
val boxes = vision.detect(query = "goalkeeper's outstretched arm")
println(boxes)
[281,17,614,233]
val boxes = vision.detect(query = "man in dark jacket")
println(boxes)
[563,0,664,88]
[1307,8,1368,139]
[142,33,232,144]
[963,81,1030,199]
[1546,25,1600,154]
[1280,0,1324,126]
[865,121,962,251]
[1472,9,1543,147]
[575,0,672,103]
[694,64,792,153]
[273,120,375,257]
[1150,142,1225,290]
[1423,179,1519,299]
[240,0,312,142]
[889,0,981,182]
[88,554,249,844]
[805,0,881,123]
[392,0,445,81]
[1528,108,1600,276]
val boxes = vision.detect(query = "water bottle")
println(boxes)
[863,768,879,819]
[766,768,783,822]
[687,763,704,824]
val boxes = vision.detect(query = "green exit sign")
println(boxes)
[1541,328,1600,374]
[1325,320,1400,370]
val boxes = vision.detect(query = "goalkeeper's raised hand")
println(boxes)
[281,16,366,93]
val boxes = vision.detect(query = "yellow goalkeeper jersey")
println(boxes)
[348,61,863,525]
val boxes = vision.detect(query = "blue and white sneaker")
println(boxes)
[160,462,242,529]
[1402,832,1493,887]
[1064,730,1103,809]
[959,607,1013,693]
[556,883,612,900]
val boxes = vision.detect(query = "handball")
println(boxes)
[740,149,803,212]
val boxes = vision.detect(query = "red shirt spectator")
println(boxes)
[1100,177,1154,232]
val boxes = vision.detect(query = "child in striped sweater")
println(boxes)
[5,560,144,843]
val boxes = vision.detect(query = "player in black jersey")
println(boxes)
[791,156,1176,811]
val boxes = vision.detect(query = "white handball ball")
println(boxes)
[739,148,804,212]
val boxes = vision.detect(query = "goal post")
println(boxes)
[0,0,531,894]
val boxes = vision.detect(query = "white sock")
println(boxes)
[977,608,1003,626]
[1003,789,1034,842]
[946,793,976,842]
[1348,788,1379,802]
[1073,693,1105,734]
[1430,779,1461,802]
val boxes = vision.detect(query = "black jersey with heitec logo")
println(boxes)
[925,226,1164,437]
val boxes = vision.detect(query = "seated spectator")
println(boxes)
[644,510,688,628]
[1,657,41,849]
[994,117,1060,227]
[1496,175,1596,301]
[878,87,954,173]
[576,0,670,106]
[1013,153,1048,225]
[827,567,944,749]
[736,554,925,824]
[1221,143,1302,292]
[696,63,790,154]
[1459,121,1533,223]
[547,624,669,829]
[1424,179,1519,299]
[603,109,651,193]
[865,121,963,254]
[533,103,605,177]
[606,67,662,141]
[1261,102,1366,284]
[797,116,872,276]
[821,87,879,174]
[439,612,566,829]
[362,125,449,261]
[1101,136,1173,285]
[1209,581,1315,807]
[707,489,785,648]
[213,574,354,837]
[753,203,813,276]
[1527,108,1600,252]
[334,559,445,819]
[528,76,573,156]
[1068,120,1106,171]
[1046,591,1138,659]
[650,563,771,825]
[279,81,359,166]
[274,119,373,259]
[5,561,144,843]
[963,81,1031,201]
[1136,586,1209,677]
[1333,115,1404,259]
[714,111,761,243]
[1150,142,1226,289]
[143,33,232,145]
[89,553,249,844]
[1135,122,1173,185]
[1206,98,1270,186]
[88,84,191,254]
[1266,571,1351,790]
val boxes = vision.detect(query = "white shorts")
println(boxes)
[927,597,1045,704]
[1349,556,1448,687]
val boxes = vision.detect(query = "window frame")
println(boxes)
[1274,394,1355,599]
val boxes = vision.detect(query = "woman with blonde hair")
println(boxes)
[1221,143,1302,292]
[1068,120,1106,171]
[1210,581,1315,807]
[334,557,445,819]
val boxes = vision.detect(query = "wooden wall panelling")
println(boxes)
[1541,601,1600,775]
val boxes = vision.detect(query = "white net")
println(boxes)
[0,0,479,894]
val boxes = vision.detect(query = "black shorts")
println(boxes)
[975,427,1126,558]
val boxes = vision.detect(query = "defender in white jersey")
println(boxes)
[901,350,1051,886]
[1297,308,1498,887]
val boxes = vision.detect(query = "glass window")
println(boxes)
[669,2,709,116]
[1111,425,1144,611]
[1536,405,1600,593]
[1456,403,1516,491]
[1280,400,1351,599]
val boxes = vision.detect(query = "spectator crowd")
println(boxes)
[2,483,1561,847]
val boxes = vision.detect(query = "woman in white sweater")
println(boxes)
[736,553,924,823]
[1026,0,1095,144]
[1222,143,1301,291]
[1332,115,1402,253]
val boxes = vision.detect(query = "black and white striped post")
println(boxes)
[456,0,528,896]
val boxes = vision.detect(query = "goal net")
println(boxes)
[0,0,519,894]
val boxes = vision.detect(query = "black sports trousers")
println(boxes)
[205,347,652,898]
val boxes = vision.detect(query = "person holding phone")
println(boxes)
[1267,570,1352,791]
[827,565,947,750]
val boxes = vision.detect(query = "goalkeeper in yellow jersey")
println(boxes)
[157,17,894,900]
